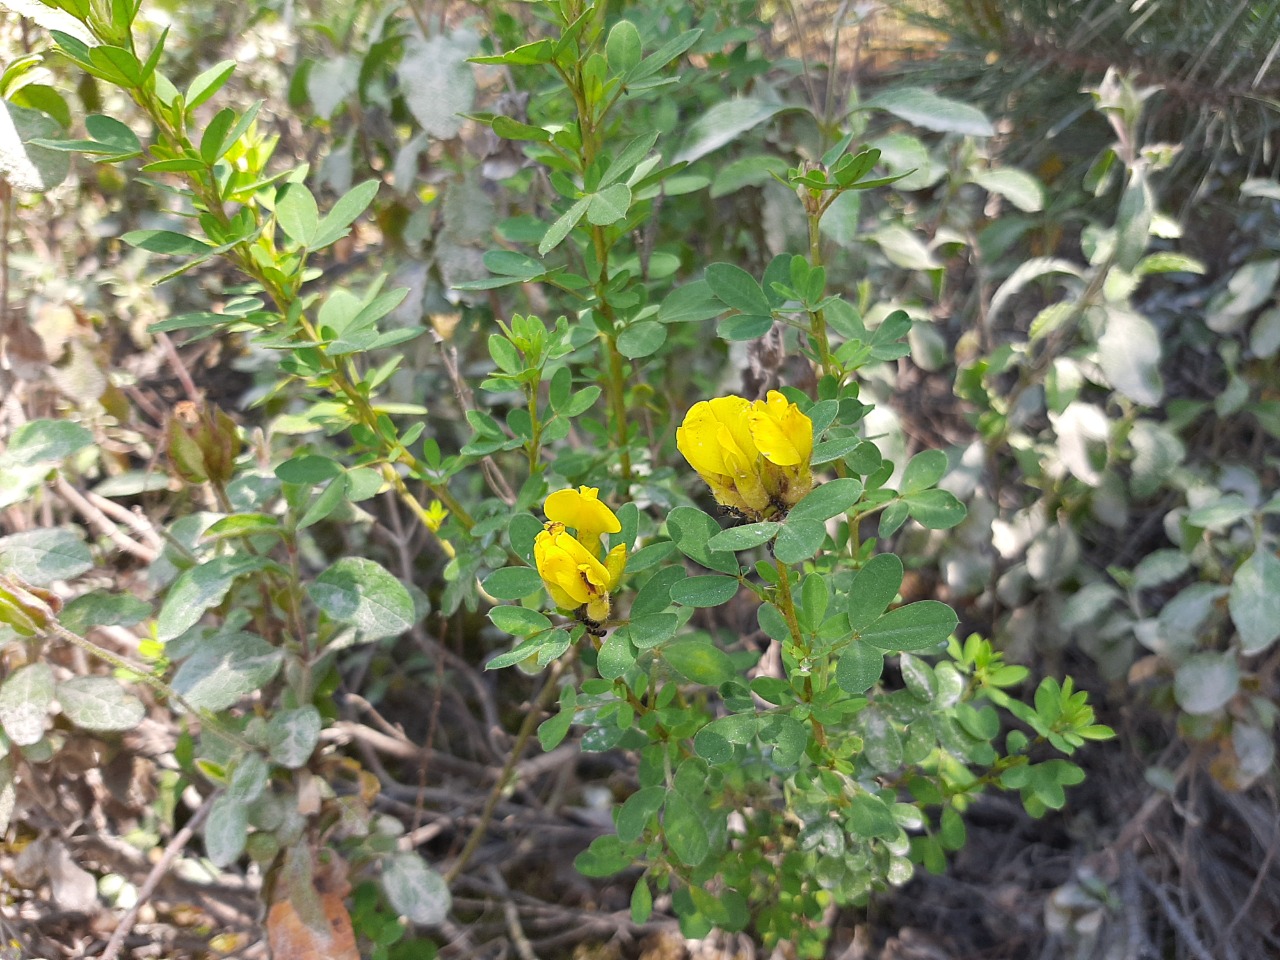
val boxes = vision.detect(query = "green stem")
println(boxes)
[806,213,835,377]
[128,46,474,543]
[773,560,828,749]
[773,560,805,650]
[48,622,255,752]
[444,648,576,882]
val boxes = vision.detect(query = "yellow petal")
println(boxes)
[603,543,627,592]
[544,486,621,557]
[749,391,812,466]
[707,396,758,464]
[535,528,587,606]
[677,401,732,477]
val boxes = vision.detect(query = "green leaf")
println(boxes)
[140,158,206,173]
[617,321,666,358]
[597,629,636,680]
[484,629,570,670]
[59,591,150,634]
[1098,306,1163,406]
[297,475,349,529]
[482,566,544,601]
[170,631,282,712]
[706,522,780,552]
[670,575,739,608]
[789,478,864,521]
[1174,652,1239,715]
[156,555,269,642]
[227,752,268,803]
[0,527,93,586]
[605,19,642,74]
[313,180,379,249]
[84,113,139,154]
[705,262,770,316]
[629,28,701,82]
[313,558,415,640]
[716,314,773,341]
[55,677,144,732]
[846,792,899,839]
[939,807,966,850]
[204,794,248,867]
[667,506,738,574]
[275,454,343,484]
[266,706,321,768]
[382,853,451,925]
[762,715,808,766]
[401,31,477,139]
[484,249,543,280]
[864,87,994,137]
[1114,169,1153,273]
[275,182,320,247]
[3,419,92,463]
[0,101,70,190]
[836,641,883,694]
[617,785,666,842]
[1185,494,1252,530]
[662,639,735,685]
[199,106,235,163]
[538,196,590,256]
[811,435,864,465]
[0,663,53,745]
[878,500,910,538]
[574,834,632,877]
[900,449,947,494]
[488,605,551,637]
[773,519,826,565]
[631,878,654,924]
[663,792,710,866]
[972,167,1043,212]
[1230,549,1280,655]
[586,182,632,226]
[903,489,967,529]
[630,566,684,617]
[185,59,237,112]
[491,115,551,142]
[860,600,957,652]
[598,131,658,189]
[659,281,724,324]
[800,573,828,629]
[673,98,789,164]
[538,686,576,751]
[627,612,679,649]
[861,707,904,772]
[122,230,212,256]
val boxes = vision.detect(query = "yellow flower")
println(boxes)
[676,390,814,519]
[535,487,627,624]
[544,486,620,557]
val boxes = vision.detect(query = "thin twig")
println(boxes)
[1220,798,1280,947]
[1133,866,1215,960]
[99,791,219,960]
[485,866,539,960]
[53,476,158,562]
[85,490,165,550]
[444,652,575,883]
[155,332,201,403]
[434,334,517,505]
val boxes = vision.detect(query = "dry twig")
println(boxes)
[99,791,219,960]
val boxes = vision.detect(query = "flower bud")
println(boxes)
[166,401,242,486]
[0,574,61,637]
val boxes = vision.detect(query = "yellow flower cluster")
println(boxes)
[534,486,627,626]
[530,394,814,632]
[676,391,814,520]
